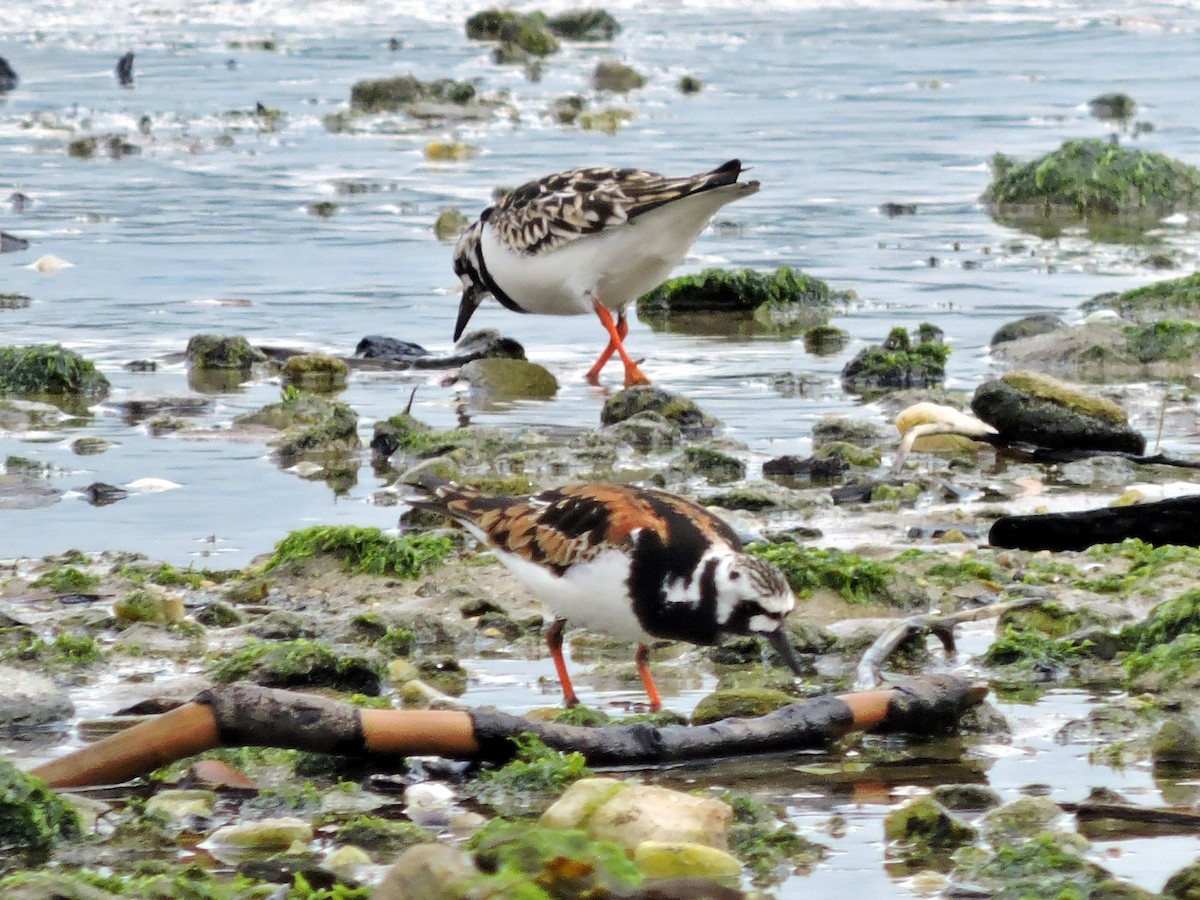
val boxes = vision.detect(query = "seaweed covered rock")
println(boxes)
[690,688,796,725]
[1082,271,1200,324]
[280,353,349,393]
[458,357,558,401]
[0,344,109,401]
[1088,92,1137,129]
[970,370,1145,453]
[0,759,81,861]
[600,385,719,436]
[638,267,836,329]
[185,334,267,370]
[208,638,383,695]
[349,74,477,112]
[984,138,1200,232]
[464,9,559,58]
[548,9,621,41]
[840,326,949,396]
[237,391,360,476]
[883,796,977,864]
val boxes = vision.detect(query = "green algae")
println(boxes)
[207,638,382,695]
[747,543,910,606]
[0,760,81,863]
[724,792,827,887]
[32,566,99,594]
[467,734,592,817]
[0,344,109,400]
[349,74,475,112]
[638,266,836,317]
[265,526,452,578]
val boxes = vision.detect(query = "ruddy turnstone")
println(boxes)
[407,476,802,711]
[451,159,760,387]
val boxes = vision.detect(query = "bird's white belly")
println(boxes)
[480,187,738,317]
[495,548,653,643]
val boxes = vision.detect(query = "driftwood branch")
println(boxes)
[31,676,986,789]
[989,495,1200,551]
[854,595,1045,691]
[1061,801,1200,839]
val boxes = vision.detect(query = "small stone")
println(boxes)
[883,796,977,848]
[207,816,314,849]
[980,796,1062,842]
[459,357,558,401]
[374,843,476,900]
[691,688,795,725]
[592,59,646,92]
[633,840,742,880]
[931,784,1002,811]
[0,665,74,728]
[145,789,218,821]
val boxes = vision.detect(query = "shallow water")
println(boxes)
[3,0,1200,564]
[4,2,1200,895]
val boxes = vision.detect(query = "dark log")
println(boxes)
[1061,800,1200,838]
[32,675,985,789]
[989,495,1200,551]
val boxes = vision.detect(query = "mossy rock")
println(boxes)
[813,440,881,468]
[884,796,977,849]
[676,446,746,484]
[747,542,923,608]
[434,208,470,241]
[469,819,641,895]
[840,326,949,396]
[1089,93,1137,126]
[1164,859,1200,899]
[970,370,1144,454]
[983,138,1200,230]
[459,357,558,401]
[208,638,383,695]
[0,293,31,310]
[1123,319,1200,363]
[349,74,476,113]
[931,784,1002,811]
[677,74,703,95]
[1151,718,1200,767]
[0,760,81,860]
[980,797,1062,843]
[804,323,850,355]
[691,688,796,725]
[0,344,109,401]
[600,385,718,436]
[274,401,359,463]
[280,354,349,392]
[465,9,528,40]
[185,334,267,371]
[546,9,621,41]
[638,266,836,320]
[1082,271,1200,323]
[591,59,645,92]
[113,588,185,625]
[1123,587,1200,652]
[464,9,559,55]
[953,831,1130,900]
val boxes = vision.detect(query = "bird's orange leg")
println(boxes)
[546,617,580,708]
[635,643,663,712]
[588,303,650,387]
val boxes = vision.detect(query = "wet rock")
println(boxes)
[970,371,1145,453]
[1089,92,1137,127]
[1,231,30,253]
[634,841,742,880]
[1151,718,1200,766]
[354,335,429,362]
[931,784,1002,811]
[600,385,719,436]
[145,789,218,822]
[195,601,245,627]
[458,357,558,401]
[355,329,525,369]
[814,440,881,468]
[542,778,733,851]
[0,760,81,861]
[592,59,646,92]
[207,816,314,849]
[239,392,360,469]
[678,74,703,94]
[248,608,310,640]
[980,796,1063,842]
[674,446,746,484]
[375,842,476,900]
[991,313,1066,346]
[71,437,111,455]
[762,454,848,480]
[603,410,683,452]
[0,56,18,92]
[350,74,476,112]
[984,138,1200,235]
[547,9,621,40]
[0,292,32,309]
[1058,454,1139,488]
[0,472,62,510]
[804,323,850,354]
[841,326,949,396]
[425,141,478,161]
[185,334,267,370]
[115,50,134,86]
[691,688,796,725]
[811,416,888,449]
[281,354,349,393]
[208,638,383,695]
[415,655,468,696]
[883,796,977,850]
[434,208,469,241]
[879,201,917,217]
[1164,859,1200,899]
[83,482,128,506]
[0,344,110,401]
[0,664,74,728]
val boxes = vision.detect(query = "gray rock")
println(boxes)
[991,313,1066,347]
[0,665,74,728]
[459,357,558,401]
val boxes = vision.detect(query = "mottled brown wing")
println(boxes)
[488,160,744,256]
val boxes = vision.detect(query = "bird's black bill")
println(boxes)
[453,284,482,342]
[766,627,805,676]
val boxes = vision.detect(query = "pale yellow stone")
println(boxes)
[326,844,372,868]
[207,816,313,849]
[633,840,742,880]
[145,789,217,820]
[539,777,627,831]
[586,784,733,851]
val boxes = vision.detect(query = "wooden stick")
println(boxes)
[31,676,984,789]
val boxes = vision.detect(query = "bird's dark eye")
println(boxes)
[729,571,741,580]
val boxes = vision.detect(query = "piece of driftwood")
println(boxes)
[989,495,1200,551]
[31,675,986,789]
[853,595,1045,690]
[1061,800,1200,838]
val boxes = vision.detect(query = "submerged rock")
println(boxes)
[349,74,476,112]
[600,385,719,436]
[638,266,836,326]
[591,59,645,92]
[458,357,558,401]
[970,370,1145,453]
[0,56,18,92]
[185,334,267,370]
[546,9,621,40]
[375,842,476,900]
[690,688,796,725]
[280,353,349,393]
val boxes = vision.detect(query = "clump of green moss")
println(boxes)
[925,557,1007,587]
[1124,319,1200,364]
[638,266,836,317]
[546,9,620,40]
[116,561,227,589]
[1124,633,1200,685]
[984,138,1200,220]
[0,760,81,862]
[207,638,382,695]
[980,625,1089,669]
[32,566,99,594]
[371,412,470,459]
[1123,586,1200,652]
[840,326,950,395]
[53,633,102,664]
[748,543,911,606]
[468,819,642,895]
[266,526,453,578]
[467,734,592,816]
[184,334,266,370]
[373,627,416,658]
[1084,271,1200,322]
[336,815,433,852]
[0,344,110,399]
